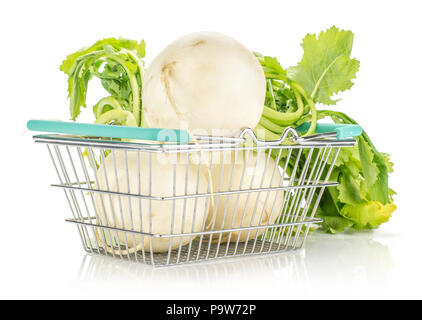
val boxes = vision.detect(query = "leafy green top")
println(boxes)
[255,26,396,233]
[60,38,145,125]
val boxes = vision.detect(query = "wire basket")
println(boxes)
[27,120,360,267]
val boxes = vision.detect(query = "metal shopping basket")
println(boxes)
[27,120,361,267]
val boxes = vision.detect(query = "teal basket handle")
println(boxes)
[27,120,191,144]
[296,122,362,140]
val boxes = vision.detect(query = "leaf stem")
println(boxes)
[94,109,137,127]
[259,117,286,134]
[303,97,317,136]
[262,99,304,125]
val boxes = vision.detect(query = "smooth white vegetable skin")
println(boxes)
[142,32,266,136]
[207,151,284,242]
[94,151,209,253]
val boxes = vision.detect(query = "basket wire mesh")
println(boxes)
[32,125,355,267]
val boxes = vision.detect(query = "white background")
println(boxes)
[1,0,421,299]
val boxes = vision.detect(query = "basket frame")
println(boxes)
[32,126,355,267]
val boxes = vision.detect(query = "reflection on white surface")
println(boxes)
[78,250,308,286]
[76,231,394,298]
[304,231,394,292]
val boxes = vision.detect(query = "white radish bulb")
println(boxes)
[142,32,266,137]
[207,151,284,242]
[94,151,210,253]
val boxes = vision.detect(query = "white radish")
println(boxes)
[94,151,210,253]
[142,31,266,137]
[207,150,284,242]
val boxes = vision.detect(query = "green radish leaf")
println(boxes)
[358,137,380,187]
[337,170,364,206]
[263,56,287,75]
[341,201,396,230]
[381,152,394,173]
[316,191,353,233]
[358,136,389,204]
[320,215,354,234]
[326,144,360,167]
[287,26,360,105]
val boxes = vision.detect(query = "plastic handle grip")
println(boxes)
[26,120,191,144]
[296,122,362,140]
